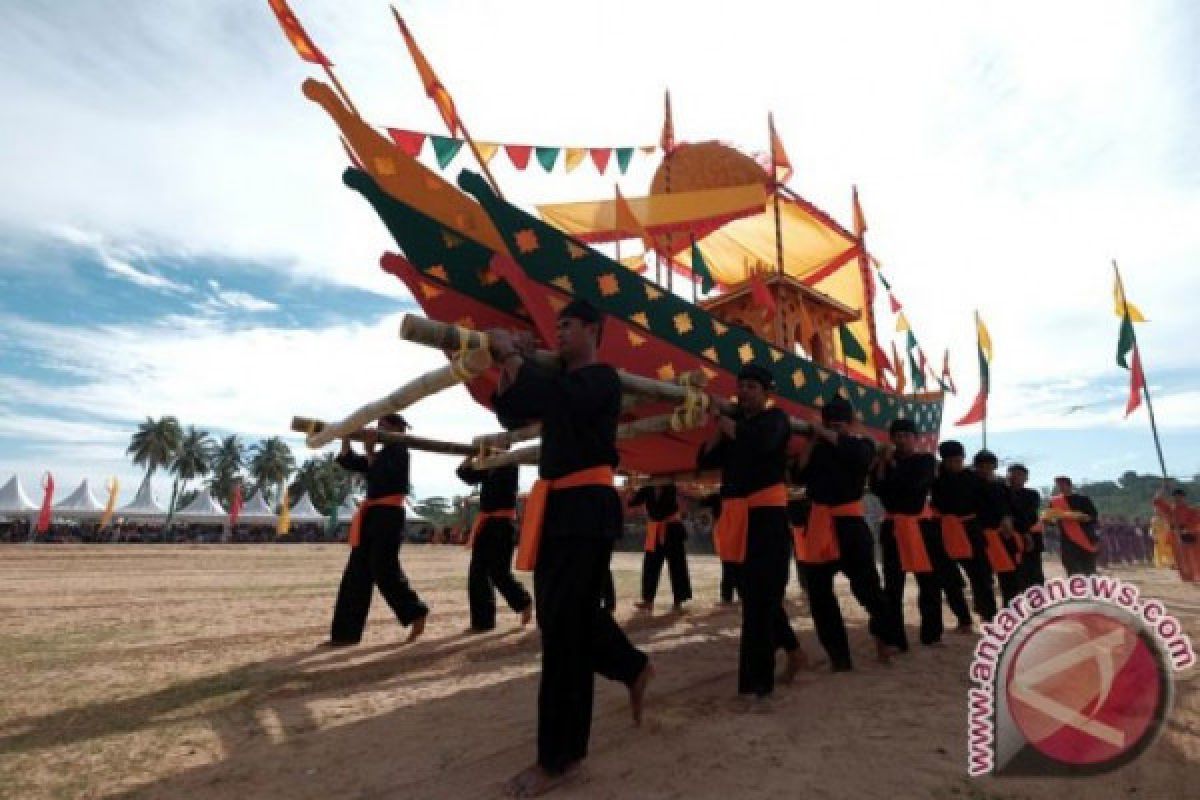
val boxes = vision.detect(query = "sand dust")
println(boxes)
[0,544,1195,799]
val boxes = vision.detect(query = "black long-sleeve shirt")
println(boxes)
[791,434,875,506]
[1008,487,1042,534]
[870,452,936,515]
[974,473,1012,529]
[931,467,979,517]
[629,485,681,521]
[1063,493,1099,542]
[696,407,790,497]
[456,463,519,512]
[336,444,410,499]
[492,361,622,540]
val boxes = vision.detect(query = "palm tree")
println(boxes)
[169,426,216,511]
[288,453,361,515]
[126,416,182,490]
[207,434,246,506]
[248,436,296,506]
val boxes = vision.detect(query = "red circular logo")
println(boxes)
[1005,610,1166,768]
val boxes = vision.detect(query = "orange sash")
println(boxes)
[713,483,788,564]
[939,514,974,560]
[791,525,806,557]
[887,513,933,573]
[465,508,517,549]
[644,513,682,552]
[982,527,1017,573]
[1051,494,1097,553]
[797,500,866,564]
[515,466,615,571]
[348,494,407,548]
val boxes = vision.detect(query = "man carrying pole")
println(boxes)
[490,299,652,798]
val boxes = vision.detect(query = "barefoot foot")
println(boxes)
[519,604,533,627]
[406,614,427,643]
[504,763,582,798]
[780,647,810,684]
[629,661,655,726]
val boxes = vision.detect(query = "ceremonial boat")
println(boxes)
[301,78,944,477]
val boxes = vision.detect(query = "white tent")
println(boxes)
[117,479,166,521]
[53,479,105,520]
[287,491,327,524]
[0,474,38,519]
[236,490,277,525]
[174,489,228,524]
[332,495,361,526]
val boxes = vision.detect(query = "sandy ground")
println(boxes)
[0,544,1196,800]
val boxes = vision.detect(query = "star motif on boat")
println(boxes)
[769,349,783,363]
[597,273,620,297]
[738,343,754,363]
[872,400,881,415]
[479,267,500,285]
[645,285,663,301]
[425,264,448,282]
[792,370,806,389]
[701,347,719,362]
[547,295,567,313]
[837,387,850,400]
[456,316,476,330]
[515,229,540,254]
[701,366,718,380]
[630,311,650,328]
[550,275,574,293]
[441,231,463,249]
[857,386,867,397]
[657,364,677,381]
[814,396,826,407]
[373,156,396,176]
[566,241,587,260]
[816,368,830,383]
[673,312,693,335]
[712,320,728,336]
[627,330,646,348]
[419,281,442,300]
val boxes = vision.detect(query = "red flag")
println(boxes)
[387,128,427,157]
[229,483,244,528]
[589,148,612,173]
[505,144,532,170]
[267,0,332,66]
[35,472,54,534]
[918,348,930,380]
[392,10,459,135]
[955,389,987,426]
[888,292,902,313]
[750,272,777,321]
[1125,346,1145,416]
[874,342,894,375]
[768,113,793,184]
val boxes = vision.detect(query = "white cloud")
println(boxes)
[205,288,279,313]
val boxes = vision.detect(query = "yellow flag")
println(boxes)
[563,148,587,173]
[99,477,119,529]
[1113,277,1147,321]
[975,311,993,362]
[277,486,291,536]
[895,312,911,332]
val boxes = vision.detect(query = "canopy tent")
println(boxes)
[0,474,38,518]
[116,479,166,521]
[287,492,327,524]
[174,489,228,524]
[332,495,361,526]
[53,479,106,520]
[236,489,277,525]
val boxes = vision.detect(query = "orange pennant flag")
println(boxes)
[750,272,777,322]
[614,187,656,254]
[852,185,868,237]
[392,9,459,135]
[768,113,793,184]
[267,0,332,66]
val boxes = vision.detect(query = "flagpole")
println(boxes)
[977,310,988,451]
[768,113,785,346]
[1114,260,1169,482]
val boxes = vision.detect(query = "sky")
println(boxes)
[1,0,1198,508]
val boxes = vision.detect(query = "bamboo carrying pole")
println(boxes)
[303,346,493,448]
[291,417,477,456]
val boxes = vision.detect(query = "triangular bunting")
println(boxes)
[505,144,533,170]
[563,147,587,173]
[387,128,427,157]
[475,142,499,164]
[615,147,634,174]
[535,146,560,172]
[430,135,464,168]
[639,145,657,155]
[888,292,902,313]
[590,148,612,173]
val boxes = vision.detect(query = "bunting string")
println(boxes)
[385,127,658,175]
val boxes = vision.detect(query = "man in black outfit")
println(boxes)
[698,364,807,696]
[327,413,428,646]
[1007,464,1044,589]
[456,422,533,632]
[792,396,903,670]
[490,300,652,798]
[629,482,692,612]
[1052,475,1100,576]
[931,440,996,624]
[971,450,1022,609]
[871,418,952,648]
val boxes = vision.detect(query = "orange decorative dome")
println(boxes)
[649,141,769,195]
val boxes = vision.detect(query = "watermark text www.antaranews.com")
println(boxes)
[967,574,1194,777]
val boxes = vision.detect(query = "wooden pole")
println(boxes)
[291,417,476,456]
[1113,260,1170,482]
[322,65,361,120]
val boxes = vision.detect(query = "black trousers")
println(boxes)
[1062,538,1098,576]
[1019,535,1045,588]
[720,561,742,603]
[467,518,532,630]
[803,517,903,669]
[955,529,997,623]
[535,536,648,773]
[330,514,428,643]
[880,521,950,647]
[641,522,693,605]
[738,511,798,696]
